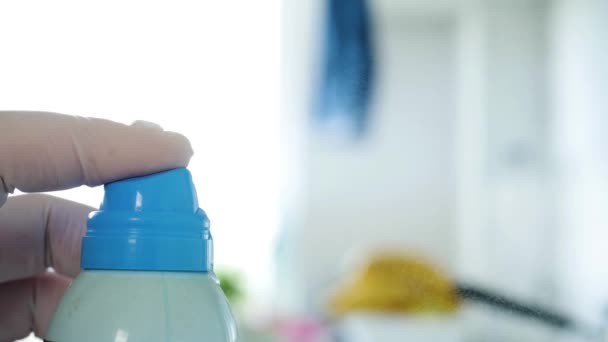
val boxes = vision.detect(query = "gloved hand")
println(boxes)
[0,111,193,341]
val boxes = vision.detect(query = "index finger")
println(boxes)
[0,111,193,202]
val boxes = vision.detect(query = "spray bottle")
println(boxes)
[47,168,238,341]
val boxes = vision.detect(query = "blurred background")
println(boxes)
[1,0,607,341]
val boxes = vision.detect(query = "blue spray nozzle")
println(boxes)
[81,168,213,272]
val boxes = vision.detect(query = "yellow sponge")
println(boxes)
[329,253,460,315]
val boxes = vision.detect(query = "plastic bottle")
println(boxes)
[46,168,238,341]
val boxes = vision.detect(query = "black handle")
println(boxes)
[456,283,572,330]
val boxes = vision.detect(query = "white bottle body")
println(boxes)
[47,270,238,342]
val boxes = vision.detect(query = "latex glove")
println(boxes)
[0,111,193,341]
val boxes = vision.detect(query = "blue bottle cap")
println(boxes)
[81,168,213,272]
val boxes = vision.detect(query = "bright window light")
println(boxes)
[0,0,281,307]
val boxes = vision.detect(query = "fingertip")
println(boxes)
[33,272,71,338]
[123,118,193,166]
[0,194,92,283]
[0,273,70,341]
[73,117,195,186]
[163,131,194,166]
[130,120,164,131]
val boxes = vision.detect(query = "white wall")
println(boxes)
[552,0,608,326]
[457,0,556,300]
[456,2,558,340]
[279,0,459,314]
[304,13,458,294]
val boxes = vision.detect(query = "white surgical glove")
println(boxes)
[0,111,193,341]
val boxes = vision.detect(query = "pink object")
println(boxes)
[276,317,331,342]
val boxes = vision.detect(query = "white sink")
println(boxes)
[336,313,462,342]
